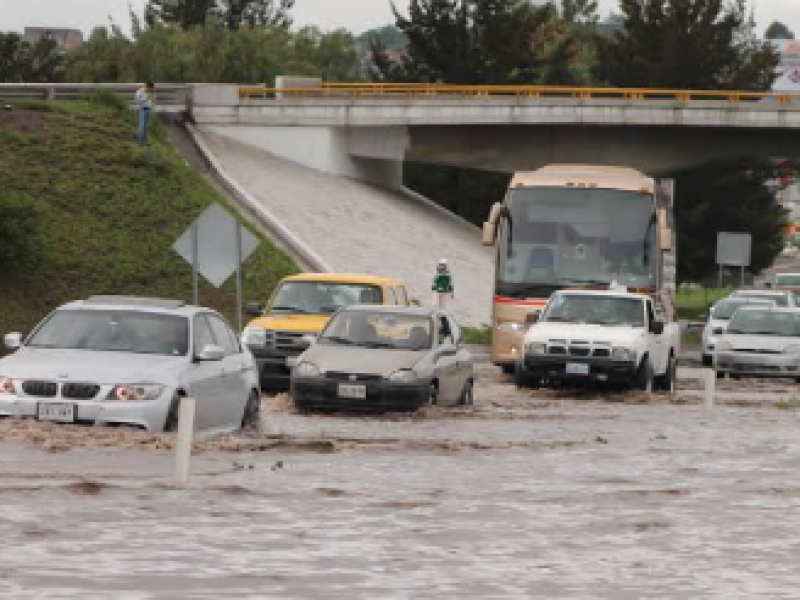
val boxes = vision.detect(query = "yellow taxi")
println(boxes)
[242,273,413,390]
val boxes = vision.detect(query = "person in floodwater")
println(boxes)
[135,82,155,143]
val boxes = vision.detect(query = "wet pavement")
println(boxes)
[2,366,800,598]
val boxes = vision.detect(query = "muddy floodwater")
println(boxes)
[2,366,800,599]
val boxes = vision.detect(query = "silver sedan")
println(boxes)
[0,296,261,432]
[291,305,474,412]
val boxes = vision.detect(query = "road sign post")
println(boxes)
[173,203,260,323]
[715,232,752,288]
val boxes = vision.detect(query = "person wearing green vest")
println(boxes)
[432,258,454,309]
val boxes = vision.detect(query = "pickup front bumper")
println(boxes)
[524,355,637,384]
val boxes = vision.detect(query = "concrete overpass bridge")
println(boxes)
[189,83,800,186]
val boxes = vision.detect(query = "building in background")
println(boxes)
[23,27,84,51]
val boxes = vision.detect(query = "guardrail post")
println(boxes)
[703,368,716,409]
[174,396,196,487]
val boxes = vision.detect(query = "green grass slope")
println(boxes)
[0,97,298,337]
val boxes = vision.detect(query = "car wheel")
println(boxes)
[459,380,475,406]
[655,354,676,394]
[633,357,653,393]
[702,354,713,368]
[163,394,182,433]
[514,361,540,389]
[428,381,439,407]
[241,390,262,431]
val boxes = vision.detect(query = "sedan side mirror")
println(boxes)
[649,320,665,335]
[196,344,226,362]
[4,332,22,350]
[246,302,263,317]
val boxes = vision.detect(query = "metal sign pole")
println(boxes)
[235,223,243,332]
[740,266,745,288]
[191,221,199,305]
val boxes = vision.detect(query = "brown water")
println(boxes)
[2,367,800,598]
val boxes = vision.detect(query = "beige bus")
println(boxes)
[482,165,675,372]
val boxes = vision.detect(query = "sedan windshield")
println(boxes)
[27,310,189,356]
[712,298,775,320]
[727,310,800,336]
[775,274,800,286]
[270,282,383,315]
[543,294,644,327]
[321,311,434,350]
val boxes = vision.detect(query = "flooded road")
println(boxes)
[2,366,800,598]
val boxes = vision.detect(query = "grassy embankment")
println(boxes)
[0,97,298,337]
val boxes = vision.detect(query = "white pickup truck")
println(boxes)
[516,289,680,392]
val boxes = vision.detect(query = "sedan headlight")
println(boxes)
[497,321,526,333]
[526,342,547,355]
[785,344,800,354]
[108,384,165,402]
[294,362,321,378]
[242,326,267,347]
[387,369,417,384]
[0,377,16,396]
[611,347,634,361]
[716,341,733,352]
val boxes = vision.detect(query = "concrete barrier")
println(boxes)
[174,397,196,488]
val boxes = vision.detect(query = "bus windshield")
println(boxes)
[497,187,657,297]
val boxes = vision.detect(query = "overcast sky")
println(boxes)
[0,0,797,37]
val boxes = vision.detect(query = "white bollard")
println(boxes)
[174,397,196,487]
[703,368,716,409]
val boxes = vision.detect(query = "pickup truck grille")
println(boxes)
[256,330,309,355]
[547,340,612,358]
[22,380,58,398]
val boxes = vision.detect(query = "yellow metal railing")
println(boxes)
[238,82,800,105]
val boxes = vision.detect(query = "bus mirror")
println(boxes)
[659,227,673,251]
[488,202,503,225]
[482,221,497,246]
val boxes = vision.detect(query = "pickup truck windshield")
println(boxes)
[497,187,657,297]
[543,294,645,327]
[270,282,383,315]
[727,310,800,336]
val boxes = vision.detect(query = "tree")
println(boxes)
[765,21,795,41]
[371,0,586,85]
[594,0,780,91]
[145,0,215,29]
[0,33,63,83]
[561,0,598,24]
[674,160,790,281]
[214,0,294,29]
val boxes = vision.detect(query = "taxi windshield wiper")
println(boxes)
[271,305,311,314]
[322,335,356,346]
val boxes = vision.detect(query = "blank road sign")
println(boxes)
[173,202,260,288]
[716,232,752,267]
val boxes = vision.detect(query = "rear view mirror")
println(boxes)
[196,344,225,361]
[4,332,22,350]
[650,320,665,335]
[246,302,263,317]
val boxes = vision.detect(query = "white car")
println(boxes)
[715,306,800,381]
[702,297,776,367]
[0,296,261,432]
[730,289,795,307]
[517,289,680,392]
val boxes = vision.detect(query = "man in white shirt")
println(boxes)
[134,82,155,142]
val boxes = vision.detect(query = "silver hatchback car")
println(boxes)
[0,296,261,432]
[291,305,474,412]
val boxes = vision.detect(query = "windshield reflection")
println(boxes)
[497,187,657,296]
[543,294,645,327]
[321,311,434,351]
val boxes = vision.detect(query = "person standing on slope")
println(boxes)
[432,259,454,309]
[135,82,155,143]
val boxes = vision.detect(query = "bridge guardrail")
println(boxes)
[239,83,800,106]
[0,83,188,111]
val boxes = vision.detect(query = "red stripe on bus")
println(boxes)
[494,296,548,306]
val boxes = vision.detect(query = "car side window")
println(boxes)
[438,316,452,346]
[193,316,215,355]
[208,315,240,355]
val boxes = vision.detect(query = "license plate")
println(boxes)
[338,384,367,399]
[37,403,76,423]
[566,362,590,376]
